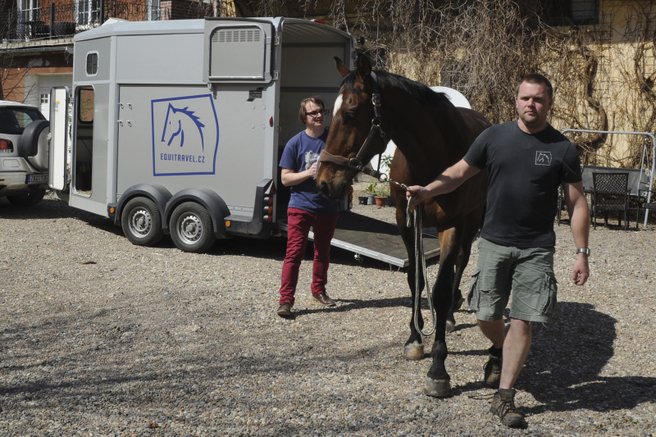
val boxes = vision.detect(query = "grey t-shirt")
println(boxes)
[464,121,582,248]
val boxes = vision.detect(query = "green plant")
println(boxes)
[365,182,378,195]
[374,182,390,197]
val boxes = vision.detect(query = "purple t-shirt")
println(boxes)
[279,129,339,213]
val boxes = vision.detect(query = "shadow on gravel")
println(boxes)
[0,197,81,220]
[207,236,400,270]
[1,197,406,271]
[518,302,655,413]
[0,196,122,235]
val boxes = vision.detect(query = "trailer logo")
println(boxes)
[151,94,219,176]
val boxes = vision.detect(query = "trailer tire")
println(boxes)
[6,187,46,207]
[169,201,215,253]
[121,197,164,246]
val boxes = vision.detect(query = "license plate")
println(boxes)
[26,173,48,184]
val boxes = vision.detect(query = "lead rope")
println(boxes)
[409,203,437,337]
[379,178,437,337]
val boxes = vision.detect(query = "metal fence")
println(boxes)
[1,1,209,42]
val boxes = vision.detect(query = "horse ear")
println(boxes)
[355,53,372,78]
[334,57,350,78]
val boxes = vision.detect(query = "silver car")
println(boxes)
[0,100,49,206]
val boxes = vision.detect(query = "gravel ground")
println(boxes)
[1,190,655,436]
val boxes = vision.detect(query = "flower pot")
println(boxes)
[374,196,387,208]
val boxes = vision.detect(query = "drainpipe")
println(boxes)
[49,3,54,38]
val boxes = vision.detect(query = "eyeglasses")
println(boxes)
[306,109,325,117]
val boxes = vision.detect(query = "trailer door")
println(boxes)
[48,87,69,191]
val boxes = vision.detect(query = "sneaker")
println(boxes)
[490,388,527,429]
[277,303,294,318]
[483,346,502,388]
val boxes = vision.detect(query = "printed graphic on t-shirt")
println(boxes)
[305,151,320,170]
[535,151,552,166]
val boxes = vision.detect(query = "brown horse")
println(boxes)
[316,54,490,397]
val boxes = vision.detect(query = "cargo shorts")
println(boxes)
[467,238,557,323]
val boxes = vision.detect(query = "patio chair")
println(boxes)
[591,172,630,230]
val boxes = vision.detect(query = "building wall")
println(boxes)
[546,0,656,167]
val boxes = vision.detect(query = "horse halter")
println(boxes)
[319,72,389,180]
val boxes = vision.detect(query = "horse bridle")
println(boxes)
[319,72,389,180]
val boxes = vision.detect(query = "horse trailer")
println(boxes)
[48,17,355,253]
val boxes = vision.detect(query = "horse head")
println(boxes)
[316,54,389,199]
[161,103,206,150]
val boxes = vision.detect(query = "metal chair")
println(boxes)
[591,172,630,230]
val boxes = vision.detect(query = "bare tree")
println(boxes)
[199,1,656,167]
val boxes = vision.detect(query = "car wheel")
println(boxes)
[121,197,163,246]
[169,201,215,253]
[6,187,46,207]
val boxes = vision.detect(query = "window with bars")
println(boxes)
[19,0,40,23]
[76,0,101,26]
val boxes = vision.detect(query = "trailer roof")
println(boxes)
[74,17,351,44]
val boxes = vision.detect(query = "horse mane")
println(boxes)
[341,69,454,111]
[173,105,206,130]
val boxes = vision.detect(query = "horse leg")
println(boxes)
[438,228,462,334]
[424,249,456,397]
[446,222,479,333]
[400,225,425,360]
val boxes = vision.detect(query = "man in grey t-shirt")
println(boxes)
[407,73,590,429]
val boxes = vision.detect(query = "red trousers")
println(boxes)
[279,208,339,306]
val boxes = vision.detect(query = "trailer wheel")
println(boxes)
[169,201,215,253]
[121,197,163,246]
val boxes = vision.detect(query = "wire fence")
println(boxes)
[1,1,210,42]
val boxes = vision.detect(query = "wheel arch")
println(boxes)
[114,184,172,226]
[164,188,229,238]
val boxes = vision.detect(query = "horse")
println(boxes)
[316,54,490,397]
[161,103,206,150]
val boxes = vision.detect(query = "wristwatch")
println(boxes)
[576,247,591,256]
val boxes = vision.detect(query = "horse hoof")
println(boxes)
[404,342,424,360]
[446,319,456,333]
[424,376,451,398]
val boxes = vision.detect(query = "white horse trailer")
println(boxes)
[49,17,355,253]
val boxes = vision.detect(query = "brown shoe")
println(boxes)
[277,303,294,318]
[490,388,527,429]
[484,346,502,388]
[313,292,336,307]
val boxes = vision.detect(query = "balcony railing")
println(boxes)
[1,1,210,42]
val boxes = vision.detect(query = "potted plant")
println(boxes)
[373,182,390,208]
[364,182,378,205]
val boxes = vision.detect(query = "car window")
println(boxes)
[0,107,45,135]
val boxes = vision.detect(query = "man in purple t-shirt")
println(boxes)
[277,96,340,319]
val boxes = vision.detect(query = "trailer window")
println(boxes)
[208,24,271,82]
[78,88,94,123]
[86,52,98,76]
[74,86,94,193]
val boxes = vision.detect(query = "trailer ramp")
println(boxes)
[313,210,440,268]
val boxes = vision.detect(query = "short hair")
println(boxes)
[298,96,325,124]
[518,73,553,101]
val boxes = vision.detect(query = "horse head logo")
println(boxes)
[161,103,206,150]
[535,151,552,166]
